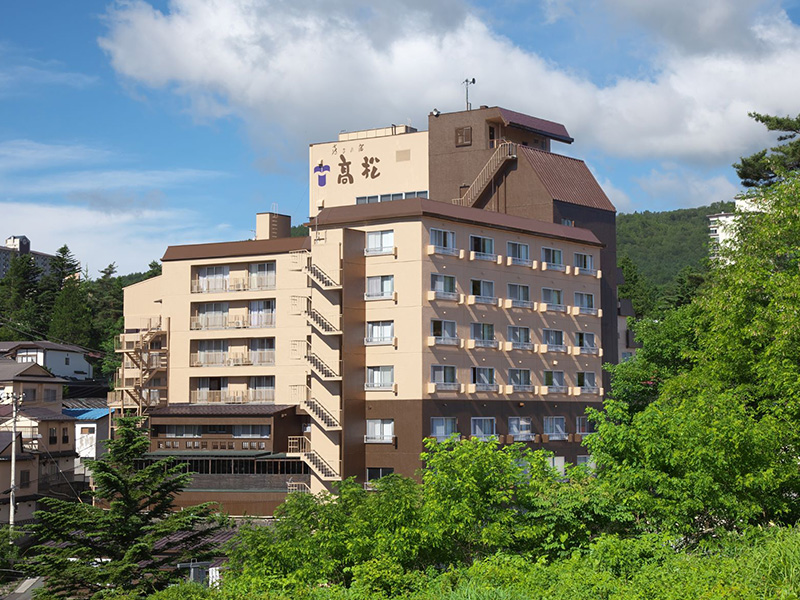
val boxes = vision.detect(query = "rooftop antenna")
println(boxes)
[463,78,476,110]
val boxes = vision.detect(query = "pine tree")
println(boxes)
[0,254,43,340]
[734,112,800,187]
[28,417,229,598]
[48,277,92,348]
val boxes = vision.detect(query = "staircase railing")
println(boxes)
[451,142,517,207]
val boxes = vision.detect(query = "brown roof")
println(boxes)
[162,237,310,262]
[0,405,74,422]
[520,147,616,212]
[496,107,574,144]
[0,358,67,384]
[149,404,293,417]
[314,197,602,246]
[0,340,86,354]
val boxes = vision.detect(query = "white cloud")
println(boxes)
[97,0,800,170]
[635,167,740,209]
[0,200,245,275]
[0,140,113,172]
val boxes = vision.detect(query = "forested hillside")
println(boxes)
[617,201,734,286]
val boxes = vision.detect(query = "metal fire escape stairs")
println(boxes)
[451,142,518,208]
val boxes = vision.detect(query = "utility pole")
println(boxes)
[1,391,23,531]
[463,77,476,110]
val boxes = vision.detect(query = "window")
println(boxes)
[196,338,228,366]
[62,427,69,444]
[507,241,531,266]
[365,419,394,443]
[577,372,598,391]
[232,424,271,438]
[456,126,472,147]
[509,417,533,441]
[470,323,496,348]
[23,388,36,402]
[431,417,458,441]
[508,326,533,349]
[576,416,594,435]
[543,370,566,392]
[575,332,597,353]
[471,367,497,391]
[48,427,57,445]
[470,235,495,260]
[431,366,458,390]
[366,366,394,390]
[365,230,395,255]
[509,369,532,390]
[430,229,457,255]
[44,388,56,402]
[431,320,458,344]
[366,321,394,345]
[80,426,95,435]
[541,288,564,310]
[194,265,229,293]
[470,279,495,303]
[507,283,532,307]
[471,417,496,440]
[193,302,229,329]
[194,376,228,402]
[431,273,457,300]
[65,355,70,365]
[366,467,394,481]
[575,292,597,314]
[542,329,565,351]
[541,247,564,268]
[250,261,277,289]
[250,338,275,364]
[574,253,595,274]
[576,455,593,467]
[249,375,275,401]
[544,416,567,440]
[249,299,276,328]
[365,275,394,300]
[562,218,575,227]
[20,470,30,489]
[17,349,37,363]
[165,425,202,438]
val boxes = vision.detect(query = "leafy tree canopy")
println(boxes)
[734,111,800,187]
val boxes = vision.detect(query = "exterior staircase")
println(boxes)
[451,142,517,208]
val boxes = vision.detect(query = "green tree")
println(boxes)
[734,112,800,187]
[28,417,228,599]
[617,254,656,318]
[48,276,92,348]
[38,244,81,330]
[0,254,43,340]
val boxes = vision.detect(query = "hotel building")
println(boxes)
[110,106,617,515]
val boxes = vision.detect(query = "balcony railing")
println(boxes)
[473,339,498,348]
[544,263,566,272]
[509,256,532,267]
[431,290,459,301]
[364,291,394,301]
[364,382,394,391]
[580,385,600,394]
[364,246,395,256]
[189,350,275,367]
[578,307,598,316]
[511,341,534,350]
[543,303,566,312]
[511,384,535,392]
[364,336,394,346]
[474,295,497,305]
[546,344,567,353]
[432,245,459,256]
[510,299,534,309]
[433,336,459,346]
[432,381,459,391]
[580,345,599,355]
[511,433,535,442]
[475,383,498,392]
[189,389,275,404]
[190,313,276,330]
[364,435,394,444]
[287,436,310,454]
[473,252,497,262]
[545,385,568,394]
[546,432,568,441]
[191,275,276,293]
[576,267,597,276]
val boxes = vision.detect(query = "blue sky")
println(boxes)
[2,0,799,274]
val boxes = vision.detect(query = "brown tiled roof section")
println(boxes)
[520,147,616,212]
[496,107,574,144]
[314,197,602,246]
[149,404,293,417]
[162,237,310,262]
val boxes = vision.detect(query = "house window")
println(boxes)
[65,355,70,365]
[196,339,228,366]
[508,417,533,441]
[507,283,531,307]
[249,262,277,290]
[508,326,532,349]
[366,366,394,390]
[365,321,394,345]
[249,299,276,328]
[431,366,458,391]
[576,455,593,466]
[195,265,229,293]
[431,273,457,299]
[20,470,30,489]
[542,329,565,351]
[23,388,36,402]
[16,349,37,363]
[470,279,495,303]
[577,372,597,391]
[507,241,531,266]
[365,230,394,255]
[62,427,69,444]
[544,416,567,440]
[193,302,229,330]
[207,424,228,435]
[541,288,564,309]
[365,419,394,443]
[80,426,94,435]
[232,424,271,438]
[366,467,394,481]
[48,427,57,445]
[431,417,458,441]
[544,371,566,392]
[575,292,597,314]
[365,275,394,300]
[469,235,495,260]
[165,425,202,438]
[541,247,564,270]
[455,126,472,147]
[471,417,496,440]
[576,416,594,435]
[430,229,457,255]
[509,369,532,390]
[470,323,495,347]
[575,332,596,349]
[471,367,496,391]
[574,253,595,273]
[44,389,56,402]
[249,375,275,401]
[431,320,458,344]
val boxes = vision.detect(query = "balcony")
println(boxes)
[509,341,535,351]
[472,295,498,305]
[431,382,459,392]
[189,313,276,330]
[508,256,533,267]
[429,290,459,302]
[191,275,276,293]
[541,303,566,313]
[364,246,396,257]
[542,385,568,395]
[511,384,535,393]
[365,336,395,346]
[510,433,535,442]
[579,345,599,355]
[575,267,598,277]
[189,389,275,404]
[364,291,395,301]
[580,385,600,394]
[364,382,395,392]
[543,344,567,353]
[364,435,394,444]
[471,251,498,262]
[542,262,566,272]
[189,350,275,366]
[431,336,459,346]
[474,383,498,392]
[510,299,534,309]
[577,306,599,316]
[472,339,498,349]
[429,245,460,257]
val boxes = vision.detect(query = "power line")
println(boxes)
[0,315,111,357]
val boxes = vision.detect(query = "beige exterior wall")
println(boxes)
[309,129,428,215]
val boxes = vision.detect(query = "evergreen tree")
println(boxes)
[48,276,92,348]
[734,111,800,187]
[617,254,656,318]
[28,417,229,598]
[0,254,43,340]
[38,244,81,333]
